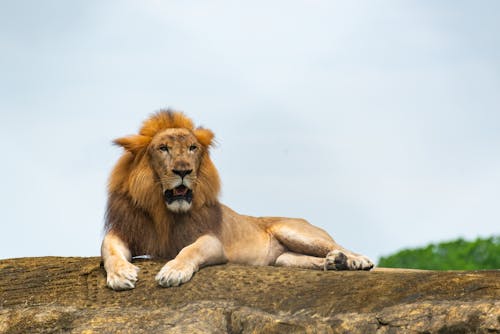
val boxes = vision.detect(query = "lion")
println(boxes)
[101,110,374,290]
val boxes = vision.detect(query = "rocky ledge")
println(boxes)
[0,257,499,333]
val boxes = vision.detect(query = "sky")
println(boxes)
[1,1,499,263]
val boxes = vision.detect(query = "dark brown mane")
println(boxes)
[104,110,221,258]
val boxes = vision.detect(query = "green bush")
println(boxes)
[378,236,500,270]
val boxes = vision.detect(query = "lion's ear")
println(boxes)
[113,135,152,154]
[194,128,215,148]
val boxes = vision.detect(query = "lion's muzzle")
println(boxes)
[164,185,193,205]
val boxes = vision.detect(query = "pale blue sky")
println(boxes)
[1,1,499,262]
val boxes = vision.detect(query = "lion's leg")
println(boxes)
[156,234,227,287]
[275,252,325,270]
[268,218,374,271]
[101,231,140,290]
[268,218,341,257]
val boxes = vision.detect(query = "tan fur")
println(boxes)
[101,110,373,290]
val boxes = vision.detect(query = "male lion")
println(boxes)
[102,110,373,290]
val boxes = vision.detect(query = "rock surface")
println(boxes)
[0,257,499,333]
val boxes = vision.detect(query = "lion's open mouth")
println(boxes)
[164,185,193,204]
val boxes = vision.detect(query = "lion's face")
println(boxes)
[148,128,204,213]
[111,111,220,218]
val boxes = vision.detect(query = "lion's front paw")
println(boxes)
[155,259,197,287]
[325,250,374,271]
[105,258,140,291]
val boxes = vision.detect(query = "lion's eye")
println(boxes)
[159,145,170,153]
[189,145,198,152]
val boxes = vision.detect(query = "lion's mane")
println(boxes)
[105,110,222,259]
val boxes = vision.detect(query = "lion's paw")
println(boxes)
[105,259,140,291]
[324,250,374,271]
[155,259,197,287]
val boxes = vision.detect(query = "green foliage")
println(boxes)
[378,236,500,270]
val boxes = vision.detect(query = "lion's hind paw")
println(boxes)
[324,250,374,271]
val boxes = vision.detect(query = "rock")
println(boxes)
[0,257,499,333]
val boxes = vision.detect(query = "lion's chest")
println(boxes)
[166,208,222,255]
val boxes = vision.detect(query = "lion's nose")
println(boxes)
[172,169,192,178]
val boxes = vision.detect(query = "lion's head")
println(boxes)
[110,110,220,215]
